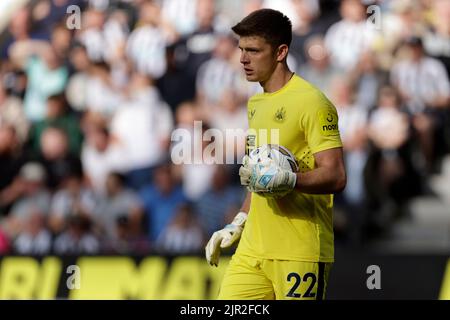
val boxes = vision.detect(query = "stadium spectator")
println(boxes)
[38,126,83,190]
[196,33,242,110]
[380,0,427,60]
[28,93,83,157]
[13,211,52,255]
[8,39,68,122]
[195,165,243,235]
[331,77,369,244]
[110,71,173,189]
[156,202,205,254]
[47,168,98,235]
[0,7,31,59]
[139,162,187,243]
[0,125,25,216]
[423,0,450,76]
[156,43,197,113]
[3,162,51,239]
[109,215,150,254]
[81,124,123,195]
[298,35,337,97]
[126,0,176,80]
[170,0,219,81]
[0,0,448,254]
[76,7,126,63]
[364,86,421,234]
[48,22,73,66]
[53,215,100,255]
[348,51,389,111]
[0,83,29,143]
[390,36,450,171]
[332,78,369,207]
[66,43,91,112]
[290,0,324,66]
[207,88,248,160]
[84,61,124,119]
[30,0,83,41]
[173,113,216,201]
[95,172,144,244]
[324,0,378,71]
[161,0,199,36]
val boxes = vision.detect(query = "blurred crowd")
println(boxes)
[0,0,449,255]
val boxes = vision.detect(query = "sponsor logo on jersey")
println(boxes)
[318,109,339,136]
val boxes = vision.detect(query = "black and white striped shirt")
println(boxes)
[196,57,242,105]
[126,25,167,79]
[161,0,198,36]
[325,20,377,71]
[391,56,450,114]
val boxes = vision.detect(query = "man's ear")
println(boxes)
[276,44,289,62]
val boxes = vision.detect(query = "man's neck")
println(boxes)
[261,64,294,93]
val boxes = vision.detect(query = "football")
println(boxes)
[245,144,299,198]
[247,144,299,173]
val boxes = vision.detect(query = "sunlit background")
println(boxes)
[0,0,449,299]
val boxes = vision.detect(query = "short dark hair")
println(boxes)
[231,9,292,50]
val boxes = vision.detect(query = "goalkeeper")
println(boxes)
[205,9,346,300]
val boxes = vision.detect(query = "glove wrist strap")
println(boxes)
[230,211,248,228]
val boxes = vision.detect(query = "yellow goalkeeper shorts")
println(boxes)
[218,253,332,300]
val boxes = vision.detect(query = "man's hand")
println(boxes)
[205,211,247,266]
[240,159,297,195]
[238,155,253,186]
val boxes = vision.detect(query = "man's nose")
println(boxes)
[240,51,249,64]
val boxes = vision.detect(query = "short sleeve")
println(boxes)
[300,91,343,154]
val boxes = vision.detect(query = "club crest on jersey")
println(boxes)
[274,107,286,122]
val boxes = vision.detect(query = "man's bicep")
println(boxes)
[300,93,343,154]
[313,147,347,192]
[313,147,345,170]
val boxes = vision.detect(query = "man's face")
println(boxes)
[238,36,277,83]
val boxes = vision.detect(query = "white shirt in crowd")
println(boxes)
[337,104,369,205]
[81,140,125,195]
[110,87,174,171]
[85,75,124,117]
[170,126,215,200]
[337,104,368,145]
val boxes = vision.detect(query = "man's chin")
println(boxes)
[245,75,259,82]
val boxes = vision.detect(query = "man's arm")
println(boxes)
[295,147,346,194]
[205,191,251,266]
[239,191,251,214]
[8,39,51,69]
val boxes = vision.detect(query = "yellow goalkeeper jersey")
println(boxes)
[237,74,343,262]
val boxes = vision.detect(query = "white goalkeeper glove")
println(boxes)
[205,211,247,267]
[240,160,297,195]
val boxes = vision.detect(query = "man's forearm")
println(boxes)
[239,191,251,213]
[295,166,346,194]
